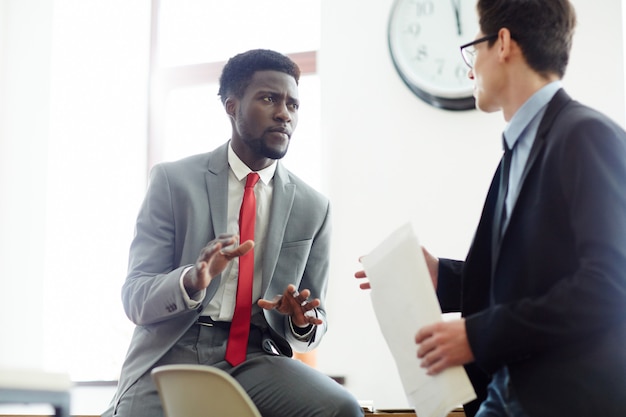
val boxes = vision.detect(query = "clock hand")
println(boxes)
[451,0,461,36]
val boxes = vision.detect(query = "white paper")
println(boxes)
[361,223,476,417]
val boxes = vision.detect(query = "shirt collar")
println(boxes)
[228,142,277,185]
[504,80,562,150]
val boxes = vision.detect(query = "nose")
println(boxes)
[274,103,291,122]
[468,68,475,80]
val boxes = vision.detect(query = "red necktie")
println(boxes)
[225,172,260,366]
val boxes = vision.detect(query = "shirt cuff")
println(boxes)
[288,309,317,341]
[179,266,206,309]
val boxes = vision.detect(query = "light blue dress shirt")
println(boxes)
[502,81,562,228]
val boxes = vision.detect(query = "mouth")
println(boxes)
[267,126,291,138]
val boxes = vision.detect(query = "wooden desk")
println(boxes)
[365,407,465,416]
[0,410,467,417]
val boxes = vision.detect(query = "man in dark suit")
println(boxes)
[357,1,626,416]
[103,49,363,417]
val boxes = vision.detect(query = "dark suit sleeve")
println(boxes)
[436,258,464,312]
[437,258,489,417]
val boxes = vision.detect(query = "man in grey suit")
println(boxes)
[103,49,363,417]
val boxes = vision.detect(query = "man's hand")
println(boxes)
[415,319,474,375]
[354,246,439,290]
[258,284,323,327]
[183,234,254,296]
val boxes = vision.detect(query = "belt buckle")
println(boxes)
[197,316,215,327]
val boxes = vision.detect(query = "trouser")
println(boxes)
[110,318,363,417]
[476,367,529,417]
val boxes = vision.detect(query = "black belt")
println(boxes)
[197,316,232,329]
[197,314,265,331]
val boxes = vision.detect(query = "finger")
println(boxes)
[214,235,237,249]
[221,240,254,259]
[354,270,367,278]
[257,295,283,310]
[415,325,433,344]
[194,261,207,277]
[300,298,320,311]
[359,282,371,290]
[285,284,302,305]
[198,241,224,262]
[291,287,316,308]
[306,315,323,326]
[416,330,437,360]
[422,353,445,375]
[291,291,306,307]
[297,288,311,300]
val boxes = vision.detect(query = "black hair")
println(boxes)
[218,49,301,104]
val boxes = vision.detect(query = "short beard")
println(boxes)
[242,136,288,160]
[237,108,289,160]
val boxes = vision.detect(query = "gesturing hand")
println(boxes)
[258,284,323,327]
[183,234,254,295]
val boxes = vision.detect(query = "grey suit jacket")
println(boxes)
[110,142,331,409]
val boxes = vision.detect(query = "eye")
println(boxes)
[263,96,275,103]
[290,103,299,111]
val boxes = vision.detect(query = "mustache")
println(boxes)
[267,126,291,137]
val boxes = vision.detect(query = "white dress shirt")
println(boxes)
[179,142,276,320]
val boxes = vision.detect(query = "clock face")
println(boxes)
[388,0,480,110]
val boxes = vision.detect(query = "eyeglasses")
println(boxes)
[459,34,498,69]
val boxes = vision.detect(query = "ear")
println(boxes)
[224,97,237,119]
[497,28,514,62]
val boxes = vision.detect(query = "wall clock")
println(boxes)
[388,0,479,110]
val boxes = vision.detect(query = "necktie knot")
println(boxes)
[245,173,260,189]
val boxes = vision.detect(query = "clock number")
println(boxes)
[414,45,428,62]
[404,22,421,37]
[410,0,434,17]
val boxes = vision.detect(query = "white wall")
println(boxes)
[0,0,53,369]
[316,0,625,409]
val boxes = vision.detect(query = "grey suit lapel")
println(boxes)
[262,163,296,290]
[205,143,230,238]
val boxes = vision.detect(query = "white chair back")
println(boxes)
[151,364,262,417]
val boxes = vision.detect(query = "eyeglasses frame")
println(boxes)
[459,34,498,69]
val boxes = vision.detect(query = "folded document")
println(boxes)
[361,223,476,417]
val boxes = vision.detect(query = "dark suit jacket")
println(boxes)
[106,142,332,413]
[437,90,626,417]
